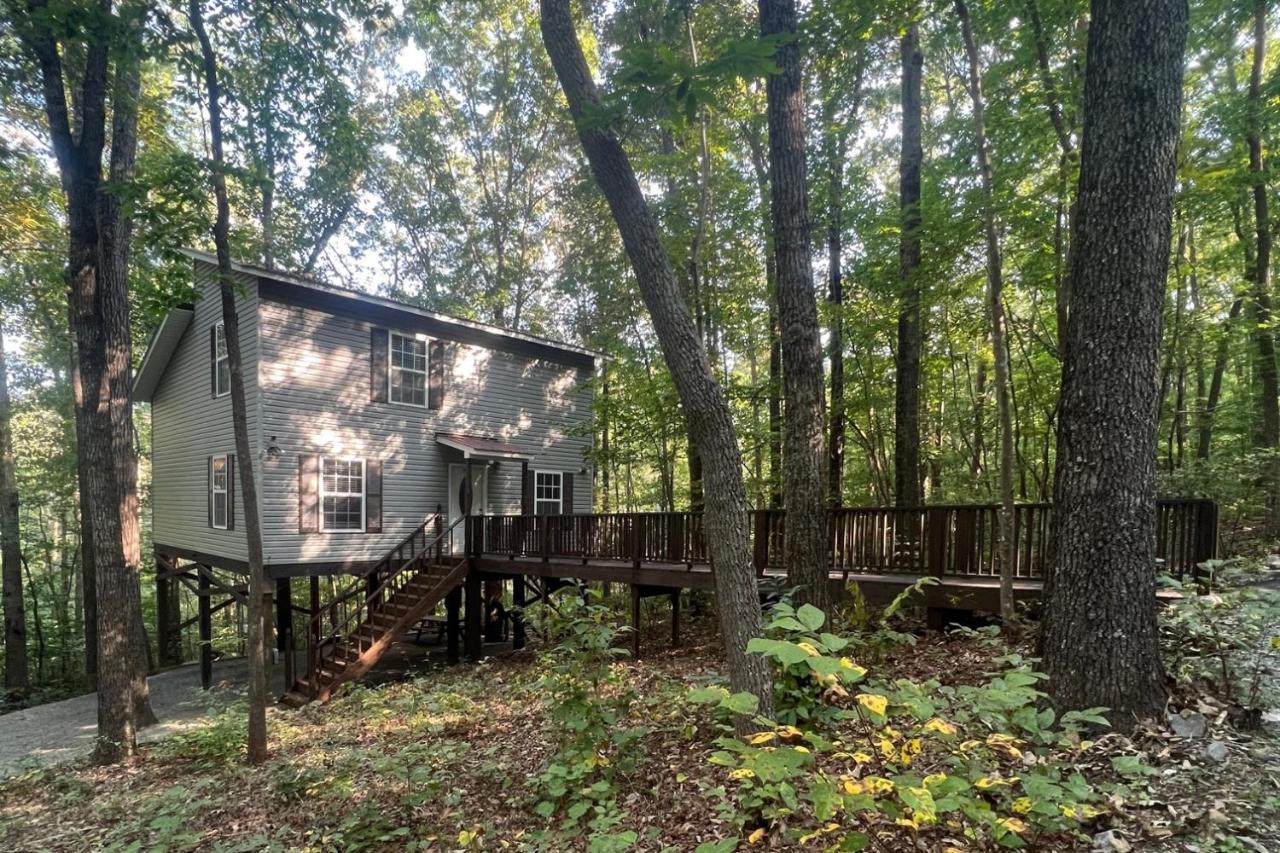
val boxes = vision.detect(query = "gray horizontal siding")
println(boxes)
[150,262,261,561]
[257,292,593,566]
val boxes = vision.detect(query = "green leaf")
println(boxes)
[809,778,841,821]
[721,692,760,716]
[688,686,728,704]
[693,840,738,853]
[796,603,826,632]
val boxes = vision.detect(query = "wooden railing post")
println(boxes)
[434,504,443,561]
[632,515,643,569]
[541,514,551,562]
[1193,499,1218,580]
[752,511,768,575]
[926,507,947,577]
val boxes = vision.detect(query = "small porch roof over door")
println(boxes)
[435,432,533,462]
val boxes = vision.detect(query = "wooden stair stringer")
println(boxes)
[311,558,470,703]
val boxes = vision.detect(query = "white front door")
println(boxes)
[448,463,488,552]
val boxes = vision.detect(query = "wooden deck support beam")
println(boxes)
[464,569,483,660]
[156,552,183,667]
[671,590,681,647]
[631,584,641,659]
[198,565,212,690]
[276,578,294,688]
[446,585,462,664]
[512,575,526,650]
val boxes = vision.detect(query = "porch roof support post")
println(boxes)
[198,565,212,690]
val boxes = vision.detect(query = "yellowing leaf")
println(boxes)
[730,768,756,780]
[1012,797,1033,814]
[998,817,1027,834]
[797,641,821,657]
[856,693,888,716]
[924,717,958,736]
[747,828,766,844]
[748,731,777,745]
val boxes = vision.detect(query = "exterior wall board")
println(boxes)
[150,263,260,560]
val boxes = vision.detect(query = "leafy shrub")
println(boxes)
[526,589,645,847]
[838,576,938,661]
[691,605,1111,849]
[1160,559,1280,723]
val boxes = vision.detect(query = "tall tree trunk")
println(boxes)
[1026,0,1078,360]
[956,0,1016,623]
[540,0,773,720]
[1197,297,1242,459]
[18,0,156,760]
[190,0,272,764]
[820,61,865,511]
[1246,0,1280,539]
[760,0,829,609]
[1041,0,1187,723]
[895,23,925,509]
[744,122,783,509]
[0,323,28,694]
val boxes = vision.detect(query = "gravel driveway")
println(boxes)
[0,657,287,778]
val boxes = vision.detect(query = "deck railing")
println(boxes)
[474,498,1218,581]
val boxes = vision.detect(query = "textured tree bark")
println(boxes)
[1041,0,1187,724]
[540,0,773,719]
[190,0,272,763]
[956,0,1016,622]
[760,0,828,609]
[18,0,156,760]
[0,323,28,694]
[1246,0,1280,539]
[895,24,924,509]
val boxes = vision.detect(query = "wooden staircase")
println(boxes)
[283,514,468,706]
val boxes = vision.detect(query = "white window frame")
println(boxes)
[388,331,429,408]
[319,456,366,533]
[210,454,229,530]
[214,322,230,398]
[534,469,563,515]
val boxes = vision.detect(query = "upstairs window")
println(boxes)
[321,457,365,531]
[213,322,230,397]
[210,454,229,529]
[534,470,562,515]
[389,332,427,406]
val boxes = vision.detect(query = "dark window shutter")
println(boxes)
[370,327,389,403]
[365,459,382,533]
[562,472,574,514]
[522,462,533,514]
[207,456,213,527]
[299,454,320,533]
[209,326,217,397]
[428,339,445,409]
[226,454,236,531]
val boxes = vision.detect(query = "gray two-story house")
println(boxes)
[136,251,596,685]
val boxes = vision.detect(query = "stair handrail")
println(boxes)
[304,512,468,683]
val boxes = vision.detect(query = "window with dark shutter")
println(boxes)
[365,459,383,533]
[562,472,574,514]
[534,471,563,515]
[370,327,389,403]
[299,454,320,533]
[428,339,445,409]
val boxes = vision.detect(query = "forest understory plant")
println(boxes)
[691,604,1116,850]
[526,590,646,848]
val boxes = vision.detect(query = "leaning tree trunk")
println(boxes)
[895,24,925,509]
[1040,0,1187,724]
[1246,0,1280,540]
[540,0,773,720]
[190,0,272,764]
[0,322,28,694]
[956,0,1016,622]
[760,0,829,610]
